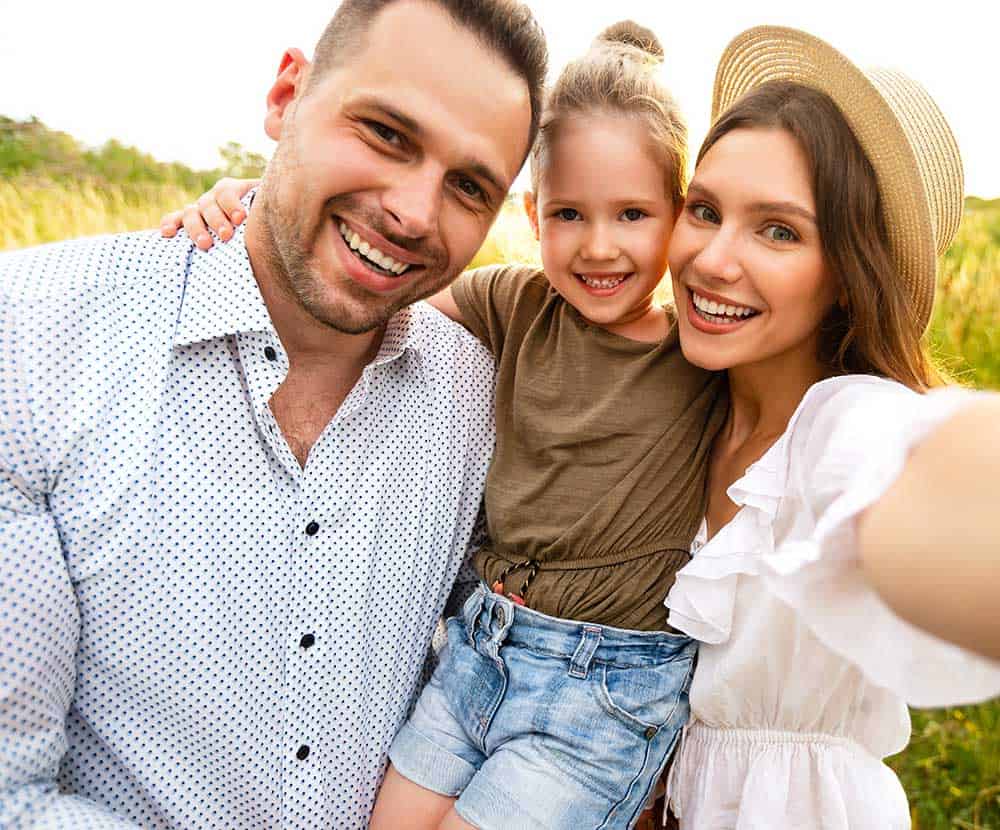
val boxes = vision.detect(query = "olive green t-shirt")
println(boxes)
[451,264,727,631]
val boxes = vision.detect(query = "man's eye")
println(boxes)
[764,224,798,242]
[622,208,645,221]
[456,177,484,200]
[691,204,720,223]
[368,121,401,145]
[556,208,580,221]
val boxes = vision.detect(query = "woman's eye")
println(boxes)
[622,208,645,221]
[691,204,720,223]
[764,224,798,242]
[369,121,401,146]
[556,208,580,221]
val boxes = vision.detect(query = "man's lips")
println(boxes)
[337,215,425,269]
[331,218,423,294]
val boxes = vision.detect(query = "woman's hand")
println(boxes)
[160,177,259,250]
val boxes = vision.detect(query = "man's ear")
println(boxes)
[523,191,540,241]
[264,48,311,141]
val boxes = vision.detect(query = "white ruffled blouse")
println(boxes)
[665,375,1000,829]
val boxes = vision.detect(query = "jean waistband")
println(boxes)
[462,583,696,670]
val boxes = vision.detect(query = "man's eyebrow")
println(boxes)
[687,182,816,223]
[358,99,422,136]
[353,96,507,198]
[463,161,506,199]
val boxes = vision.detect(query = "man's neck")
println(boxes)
[245,211,385,468]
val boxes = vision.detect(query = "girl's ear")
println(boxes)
[523,191,540,241]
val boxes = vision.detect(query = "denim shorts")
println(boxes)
[388,583,697,829]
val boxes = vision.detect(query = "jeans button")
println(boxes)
[644,726,657,740]
[496,607,506,627]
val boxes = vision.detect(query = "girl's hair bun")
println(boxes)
[596,20,664,61]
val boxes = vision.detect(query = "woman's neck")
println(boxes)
[724,347,829,451]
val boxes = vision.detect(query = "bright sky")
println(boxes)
[2,0,997,197]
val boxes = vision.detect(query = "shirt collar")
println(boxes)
[173,196,273,347]
[173,190,426,375]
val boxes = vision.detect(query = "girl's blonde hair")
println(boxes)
[529,21,687,208]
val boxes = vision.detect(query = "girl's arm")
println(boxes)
[160,177,470,328]
[859,397,1000,660]
[160,177,259,250]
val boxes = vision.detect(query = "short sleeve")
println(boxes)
[764,379,1000,708]
[450,264,544,357]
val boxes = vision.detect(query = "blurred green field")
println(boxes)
[2,116,999,827]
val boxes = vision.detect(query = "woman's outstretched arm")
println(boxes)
[859,397,1000,660]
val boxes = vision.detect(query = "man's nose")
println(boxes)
[381,164,443,240]
[581,222,620,261]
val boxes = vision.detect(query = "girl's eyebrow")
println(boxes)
[687,182,817,224]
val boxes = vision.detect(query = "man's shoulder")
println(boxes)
[0,230,193,304]
[409,301,496,369]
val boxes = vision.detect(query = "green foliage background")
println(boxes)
[2,116,998,829]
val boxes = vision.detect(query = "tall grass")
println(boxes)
[2,177,999,827]
[0,178,200,250]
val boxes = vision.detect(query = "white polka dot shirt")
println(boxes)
[0,221,495,828]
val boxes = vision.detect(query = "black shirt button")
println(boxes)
[300,633,315,649]
[264,346,277,361]
[305,521,320,536]
[296,745,310,760]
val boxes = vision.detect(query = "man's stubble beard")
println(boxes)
[257,161,457,336]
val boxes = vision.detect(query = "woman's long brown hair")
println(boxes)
[699,81,945,391]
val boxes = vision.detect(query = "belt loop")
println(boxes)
[463,584,487,645]
[568,625,603,679]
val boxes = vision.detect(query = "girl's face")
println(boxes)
[669,127,840,374]
[525,114,678,338]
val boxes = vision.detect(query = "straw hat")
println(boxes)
[712,26,964,332]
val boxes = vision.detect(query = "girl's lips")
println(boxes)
[685,286,758,334]
[574,271,633,297]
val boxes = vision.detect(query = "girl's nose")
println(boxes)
[581,224,620,261]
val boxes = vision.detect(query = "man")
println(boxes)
[0,1,545,826]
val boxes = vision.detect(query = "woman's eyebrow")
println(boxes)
[687,183,816,224]
[748,201,817,224]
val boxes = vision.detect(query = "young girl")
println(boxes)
[661,26,1000,829]
[165,23,726,830]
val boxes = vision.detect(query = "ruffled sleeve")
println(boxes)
[761,376,1000,708]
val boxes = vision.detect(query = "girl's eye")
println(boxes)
[763,224,798,242]
[622,208,645,222]
[369,121,402,146]
[556,208,580,221]
[691,204,720,224]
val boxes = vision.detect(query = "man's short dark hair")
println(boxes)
[309,0,548,153]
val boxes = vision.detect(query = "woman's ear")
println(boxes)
[264,48,310,141]
[523,191,540,241]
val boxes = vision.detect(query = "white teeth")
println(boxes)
[337,221,411,276]
[579,274,626,289]
[692,291,758,320]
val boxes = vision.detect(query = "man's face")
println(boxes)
[259,0,533,334]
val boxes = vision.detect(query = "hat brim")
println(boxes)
[711,26,938,331]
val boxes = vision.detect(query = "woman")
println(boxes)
[662,26,1000,828]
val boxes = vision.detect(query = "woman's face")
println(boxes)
[669,127,840,374]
